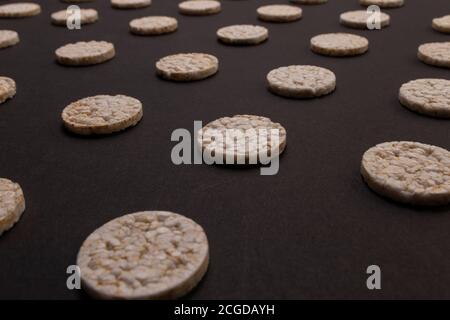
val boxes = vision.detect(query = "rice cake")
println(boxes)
[0,178,26,236]
[257,5,302,23]
[418,42,450,68]
[178,1,221,16]
[361,141,450,206]
[55,41,115,66]
[217,25,268,45]
[77,211,209,299]
[130,16,178,35]
[156,53,218,81]
[0,30,19,49]
[0,3,41,18]
[399,78,450,119]
[198,115,287,164]
[51,9,98,26]
[62,95,143,135]
[0,77,16,104]
[310,33,369,56]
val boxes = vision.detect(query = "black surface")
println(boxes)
[0,0,449,300]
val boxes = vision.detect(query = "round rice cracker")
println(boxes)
[0,30,19,49]
[359,0,404,8]
[290,0,327,4]
[0,178,25,236]
[62,95,143,135]
[361,141,450,206]
[311,33,369,57]
[156,53,218,82]
[0,77,16,104]
[432,15,450,34]
[257,5,302,23]
[55,41,115,66]
[51,9,98,26]
[130,16,178,36]
[197,115,287,165]
[340,10,390,29]
[0,2,41,18]
[62,0,95,3]
[179,0,221,16]
[111,0,151,9]
[217,25,268,46]
[398,79,450,119]
[77,211,209,300]
[267,65,336,99]
[418,42,450,69]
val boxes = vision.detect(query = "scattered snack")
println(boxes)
[55,41,115,66]
[217,25,268,45]
[359,0,404,8]
[290,0,327,4]
[77,211,209,299]
[130,16,178,35]
[0,2,41,18]
[340,10,390,29]
[62,0,95,3]
[198,115,287,164]
[399,79,450,119]
[0,178,26,236]
[111,0,151,9]
[0,77,16,104]
[62,95,143,135]
[432,15,450,34]
[51,9,99,26]
[178,0,221,16]
[267,65,336,99]
[310,33,369,57]
[156,53,218,81]
[418,42,450,68]
[361,141,450,206]
[0,30,19,49]
[257,5,302,23]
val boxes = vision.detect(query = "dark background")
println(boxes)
[0,0,449,300]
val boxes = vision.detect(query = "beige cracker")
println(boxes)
[62,95,143,135]
[398,78,450,119]
[51,9,98,26]
[130,16,178,36]
[290,0,327,4]
[267,65,336,99]
[178,1,221,16]
[156,53,218,81]
[0,30,19,49]
[0,77,16,104]
[77,211,209,300]
[0,2,41,18]
[340,10,390,29]
[0,178,26,236]
[418,42,450,68]
[198,115,287,164]
[62,0,95,3]
[56,41,115,66]
[432,15,450,34]
[359,0,404,8]
[361,141,450,206]
[111,0,152,9]
[217,25,268,45]
[311,33,369,56]
[257,5,302,22]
